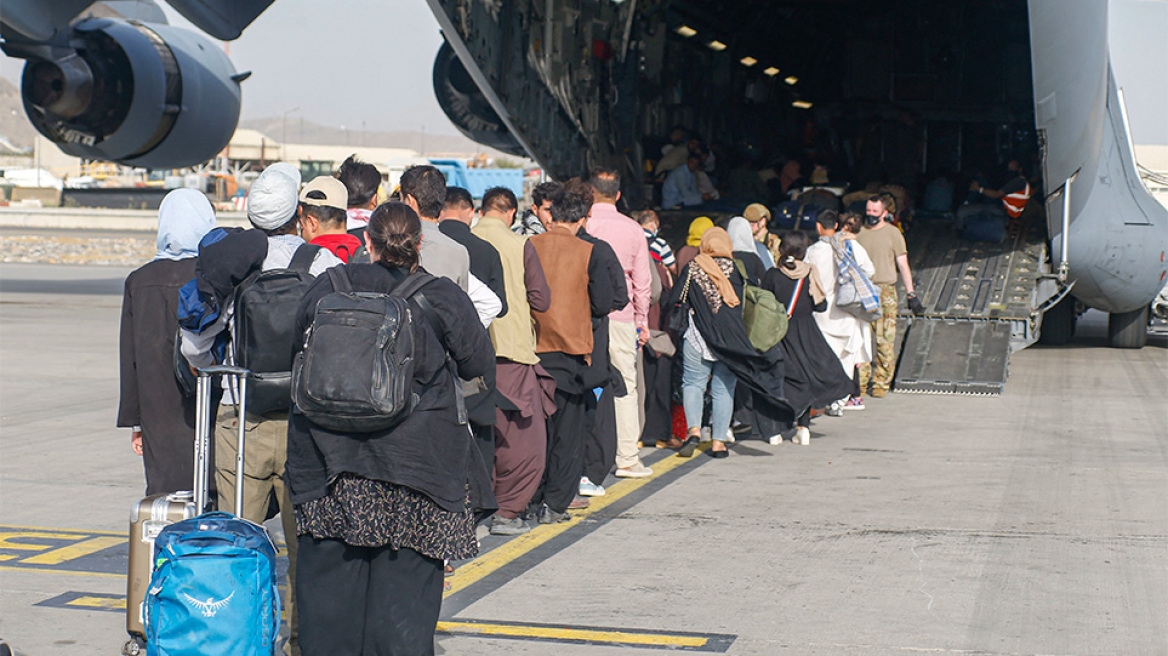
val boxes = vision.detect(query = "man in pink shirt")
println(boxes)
[585,168,654,478]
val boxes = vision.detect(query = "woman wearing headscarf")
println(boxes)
[118,189,217,495]
[674,216,713,274]
[759,231,855,446]
[726,215,770,281]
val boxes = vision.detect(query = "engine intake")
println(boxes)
[20,17,242,169]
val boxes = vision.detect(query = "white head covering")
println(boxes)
[247,162,302,230]
[726,216,756,253]
[154,189,216,261]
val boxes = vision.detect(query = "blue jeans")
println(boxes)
[681,338,737,441]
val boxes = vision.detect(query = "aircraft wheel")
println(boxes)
[1109,306,1149,349]
[1038,294,1076,345]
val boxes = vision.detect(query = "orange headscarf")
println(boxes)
[692,228,740,308]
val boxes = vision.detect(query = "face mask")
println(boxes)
[865,214,882,226]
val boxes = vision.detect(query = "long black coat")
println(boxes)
[118,258,200,495]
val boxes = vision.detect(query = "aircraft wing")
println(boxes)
[163,0,277,41]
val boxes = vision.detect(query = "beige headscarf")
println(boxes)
[779,258,827,305]
[691,228,740,309]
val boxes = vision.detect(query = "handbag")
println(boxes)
[835,241,882,322]
[667,265,693,335]
[735,259,788,352]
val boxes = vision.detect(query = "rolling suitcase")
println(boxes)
[144,366,282,656]
[125,365,221,655]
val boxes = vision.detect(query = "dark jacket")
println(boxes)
[578,229,630,391]
[286,262,495,513]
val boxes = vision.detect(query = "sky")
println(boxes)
[0,0,1164,143]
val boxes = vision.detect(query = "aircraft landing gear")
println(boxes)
[1109,306,1149,349]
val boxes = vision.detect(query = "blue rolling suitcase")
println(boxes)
[145,366,281,656]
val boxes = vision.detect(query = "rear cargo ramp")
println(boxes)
[892,220,1048,396]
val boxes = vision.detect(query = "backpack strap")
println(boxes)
[325,265,353,293]
[288,243,321,273]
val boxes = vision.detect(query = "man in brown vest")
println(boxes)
[528,190,620,523]
[471,188,555,536]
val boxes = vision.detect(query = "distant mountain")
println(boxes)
[239,116,521,161]
[0,78,36,153]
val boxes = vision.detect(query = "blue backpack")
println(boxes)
[145,512,281,656]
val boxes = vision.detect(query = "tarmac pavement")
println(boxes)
[1,262,1165,655]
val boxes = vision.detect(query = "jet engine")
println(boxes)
[17,17,243,169]
[432,42,526,158]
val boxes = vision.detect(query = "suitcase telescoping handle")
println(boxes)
[195,366,250,517]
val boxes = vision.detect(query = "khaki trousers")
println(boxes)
[216,407,299,655]
[609,320,643,469]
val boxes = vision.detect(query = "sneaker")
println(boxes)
[870,387,888,398]
[677,435,700,458]
[568,495,591,510]
[766,434,783,446]
[724,428,736,443]
[843,396,866,411]
[537,504,570,524]
[795,426,811,446]
[615,462,654,478]
[578,477,606,497]
[489,515,531,536]
[826,400,844,417]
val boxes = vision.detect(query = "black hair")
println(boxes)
[481,187,518,213]
[531,181,564,207]
[634,209,658,226]
[550,190,591,224]
[301,190,347,227]
[336,155,381,208]
[367,202,422,271]
[840,210,863,235]
[587,167,620,199]
[779,230,811,269]
[443,186,474,210]
[263,216,300,237]
[815,208,839,230]
[399,165,447,219]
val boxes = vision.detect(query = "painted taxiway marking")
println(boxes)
[43,591,734,651]
[444,443,709,598]
[437,618,735,652]
[0,526,126,575]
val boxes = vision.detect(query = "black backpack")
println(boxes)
[232,243,321,415]
[291,266,438,432]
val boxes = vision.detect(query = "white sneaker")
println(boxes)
[826,400,844,417]
[724,428,736,444]
[767,434,783,446]
[578,477,606,497]
[796,426,811,446]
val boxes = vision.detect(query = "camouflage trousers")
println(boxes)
[858,284,899,392]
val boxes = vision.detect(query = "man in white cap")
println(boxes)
[181,161,339,656]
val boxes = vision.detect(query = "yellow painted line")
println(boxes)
[445,445,706,597]
[0,554,18,561]
[21,536,125,565]
[0,531,65,551]
[437,620,707,647]
[66,596,126,611]
[0,565,122,579]
[0,524,124,536]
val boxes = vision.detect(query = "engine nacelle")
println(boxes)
[20,17,242,169]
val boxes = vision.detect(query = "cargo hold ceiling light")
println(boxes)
[792,100,813,109]
[763,67,780,77]
[739,56,758,67]
[784,76,798,85]
[706,40,727,51]
[675,25,697,37]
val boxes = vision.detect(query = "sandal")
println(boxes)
[656,437,685,450]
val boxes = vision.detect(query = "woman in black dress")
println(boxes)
[760,231,855,446]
